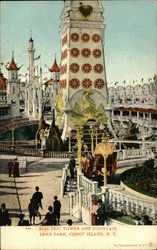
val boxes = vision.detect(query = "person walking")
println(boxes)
[32,186,43,220]
[53,196,61,225]
[41,206,56,226]
[0,203,11,226]
[89,153,95,178]
[69,155,75,179]
[12,158,20,178]
[28,198,38,225]
[32,186,43,209]
[8,159,13,177]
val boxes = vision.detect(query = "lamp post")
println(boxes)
[99,123,109,187]
[95,128,98,147]
[68,127,72,153]
[12,124,15,146]
[76,127,82,173]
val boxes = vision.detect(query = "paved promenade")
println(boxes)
[1,152,153,227]
[0,154,84,226]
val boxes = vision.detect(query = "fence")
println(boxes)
[107,188,157,220]
[60,164,69,197]
[0,142,154,161]
[0,144,77,158]
[69,168,157,225]
[117,148,155,161]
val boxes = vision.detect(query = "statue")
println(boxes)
[46,120,63,151]
[35,116,50,149]
[35,115,63,151]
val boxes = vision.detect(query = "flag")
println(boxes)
[34,55,41,60]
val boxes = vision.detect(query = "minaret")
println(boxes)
[60,0,108,139]
[50,55,60,109]
[6,52,20,117]
[38,67,43,119]
[28,36,35,81]
[27,36,35,119]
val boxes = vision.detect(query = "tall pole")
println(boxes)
[12,125,14,146]
[76,128,82,173]
[103,144,107,187]
[95,128,98,147]
[69,131,71,153]
[101,134,109,188]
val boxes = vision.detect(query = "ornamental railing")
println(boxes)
[69,169,157,225]
[60,164,69,197]
[117,148,154,161]
[107,188,157,220]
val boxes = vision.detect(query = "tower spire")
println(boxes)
[12,51,14,60]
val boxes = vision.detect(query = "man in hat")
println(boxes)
[12,157,20,177]
[53,196,61,225]
[41,206,56,226]
[8,159,13,177]
[0,203,10,226]
[18,214,29,226]
[67,219,73,226]
[69,155,76,179]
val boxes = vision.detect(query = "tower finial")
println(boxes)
[12,51,14,60]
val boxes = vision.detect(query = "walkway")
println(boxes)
[0,154,84,226]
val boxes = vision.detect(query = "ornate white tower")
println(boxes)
[60,0,108,139]
[26,36,42,120]
[6,52,20,117]
[26,36,35,119]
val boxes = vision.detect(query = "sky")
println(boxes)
[0,0,156,86]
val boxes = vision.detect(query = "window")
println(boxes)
[82,79,92,88]
[81,63,92,73]
[70,33,79,42]
[81,33,90,42]
[69,78,80,89]
[94,79,105,89]
[81,48,91,58]
[92,34,101,43]
[93,64,103,74]
[70,48,80,58]
[70,63,79,73]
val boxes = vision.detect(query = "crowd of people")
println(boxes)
[8,158,20,178]
[0,186,62,226]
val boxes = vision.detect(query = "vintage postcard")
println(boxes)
[0,0,157,249]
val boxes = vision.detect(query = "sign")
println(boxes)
[17,156,27,169]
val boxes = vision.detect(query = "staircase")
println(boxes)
[64,174,77,194]
[67,123,115,153]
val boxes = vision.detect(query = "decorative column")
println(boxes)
[76,127,82,173]
[68,126,72,153]
[95,128,98,148]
